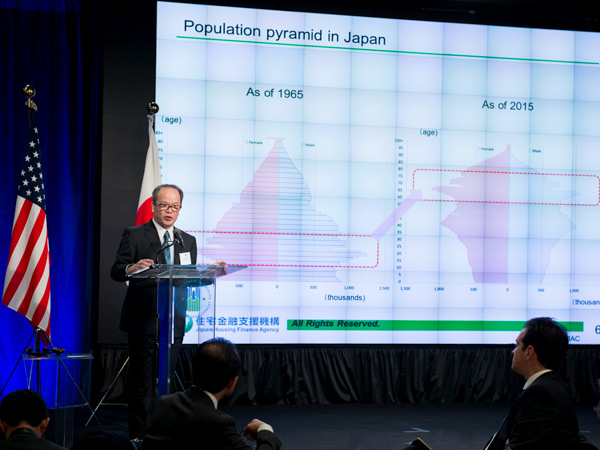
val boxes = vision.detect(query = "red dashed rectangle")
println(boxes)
[412,169,600,206]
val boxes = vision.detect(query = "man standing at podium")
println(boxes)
[111,184,197,443]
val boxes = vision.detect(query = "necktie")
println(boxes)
[163,231,172,265]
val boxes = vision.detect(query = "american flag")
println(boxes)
[2,108,51,337]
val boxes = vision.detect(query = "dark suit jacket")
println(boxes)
[110,219,197,333]
[0,428,66,450]
[486,371,590,450]
[143,387,282,450]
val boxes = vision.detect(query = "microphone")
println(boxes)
[174,230,185,248]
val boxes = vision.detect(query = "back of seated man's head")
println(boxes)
[0,389,49,436]
[522,317,568,371]
[192,338,241,394]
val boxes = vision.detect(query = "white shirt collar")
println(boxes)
[152,218,173,238]
[202,389,218,409]
[523,369,552,390]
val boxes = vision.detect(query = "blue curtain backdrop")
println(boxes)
[0,0,102,402]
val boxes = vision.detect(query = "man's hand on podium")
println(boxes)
[213,260,227,276]
[127,259,154,274]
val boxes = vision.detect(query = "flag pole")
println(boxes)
[23,85,45,393]
[0,85,44,397]
[86,102,162,422]
[134,101,161,225]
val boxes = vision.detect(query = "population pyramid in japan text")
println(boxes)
[201,138,364,281]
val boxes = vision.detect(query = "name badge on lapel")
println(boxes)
[179,252,192,265]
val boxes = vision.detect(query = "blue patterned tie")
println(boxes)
[163,231,172,265]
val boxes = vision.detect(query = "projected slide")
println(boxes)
[156,1,600,344]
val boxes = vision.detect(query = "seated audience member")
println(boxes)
[484,317,598,450]
[0,389,66,450]
[144,337,282,450]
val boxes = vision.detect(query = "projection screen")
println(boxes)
[155,1,600,344]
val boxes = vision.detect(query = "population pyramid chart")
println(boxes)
[155,1,600,344]
[421,145,581,285]
[199,138,368,281]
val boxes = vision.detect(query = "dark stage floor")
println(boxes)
[56,402,600,449]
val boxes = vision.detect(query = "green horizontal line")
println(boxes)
[287,319,584,332]
[175,36,598,65]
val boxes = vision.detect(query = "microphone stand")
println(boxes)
[153,230,185,266]
[154,240,175,265]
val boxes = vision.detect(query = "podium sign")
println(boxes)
[130,264,245,395]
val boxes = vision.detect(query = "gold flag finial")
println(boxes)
[23,85,37,110]
[147,102,159,115]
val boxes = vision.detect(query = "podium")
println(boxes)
[129,264,245,396]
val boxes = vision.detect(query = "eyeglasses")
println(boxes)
[154,202,181,212]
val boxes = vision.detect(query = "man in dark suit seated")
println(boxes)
[0,389,66,450]
[484,317,597,450]
[144,338,282,450]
